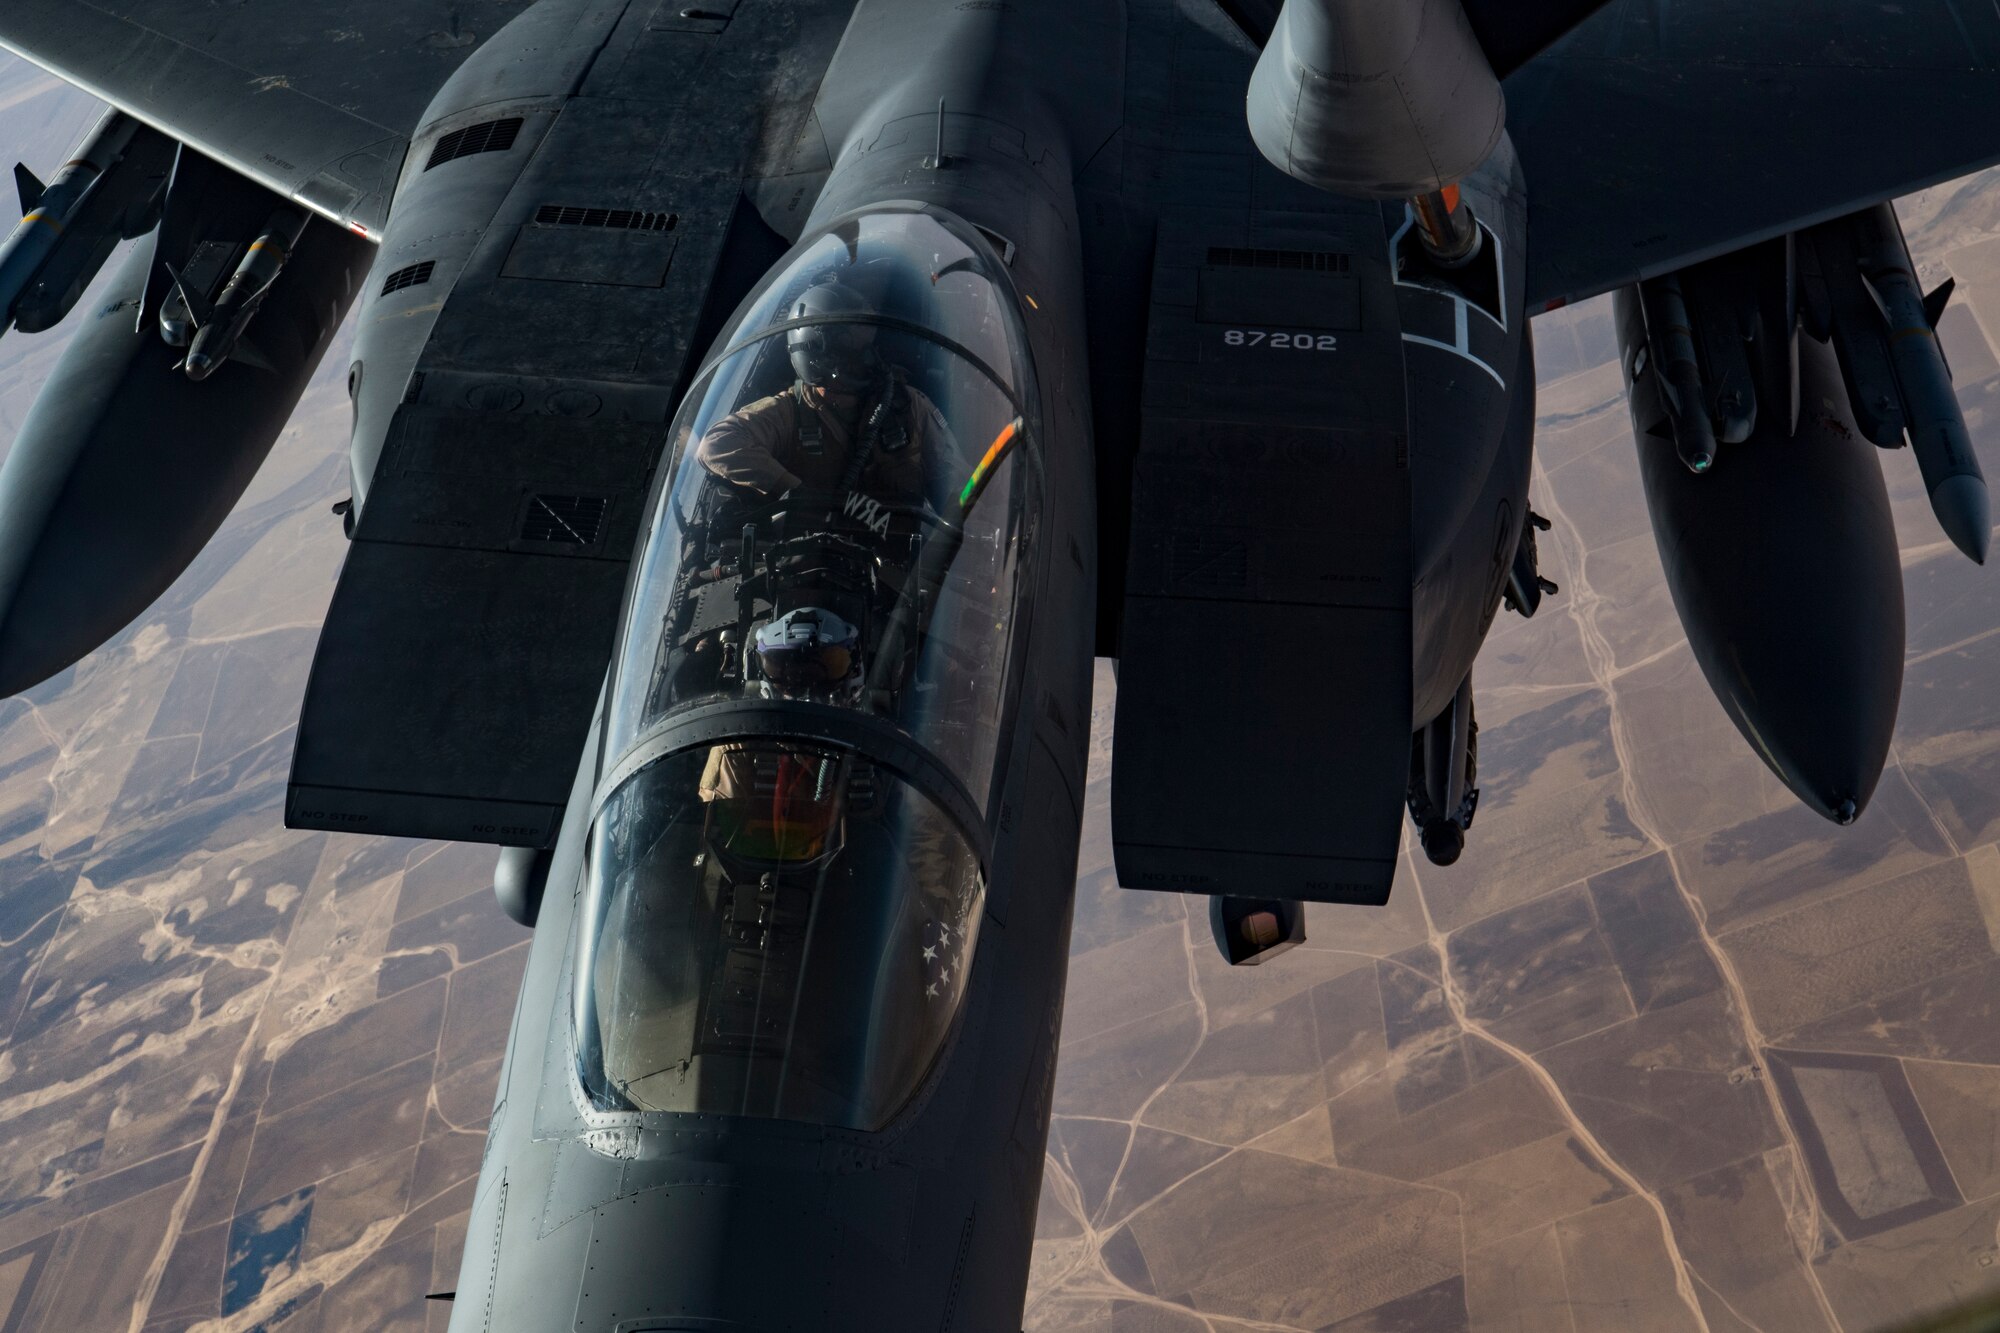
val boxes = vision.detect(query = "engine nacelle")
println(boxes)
[0,217,372,696]
[1615,285,1903,824]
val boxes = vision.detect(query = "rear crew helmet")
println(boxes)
[786,280,877,388]
[754,607,863,700]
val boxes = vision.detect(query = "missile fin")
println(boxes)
[1928,277,1957,381]
[163,261,214,329]
[1924,277,1956,329]
[1857,266,1893,326]
[1795,231,1836,340]
[232,336,276,373]
[12,164,42,214]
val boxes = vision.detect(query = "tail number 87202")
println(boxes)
[1223,329,1338,350]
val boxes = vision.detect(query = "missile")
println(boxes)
[0,111,172,339]
[1502,508,1557,618]
[1628,243,1793,479]
[1801,203,1989,564]
[1409,671,1478,865]
[167,207,308,381]
[1637,275,1722,473]
[1857,221,1988,564]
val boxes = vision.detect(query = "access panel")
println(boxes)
[1112,211,1412,905]
[287,403,661,847]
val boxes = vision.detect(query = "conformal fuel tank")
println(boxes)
[0,220,372,696]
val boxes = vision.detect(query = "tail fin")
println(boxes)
[13,164,43,214]
[163,261,215,328]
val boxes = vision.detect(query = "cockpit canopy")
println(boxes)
[603,203,1038,812]
[576,205,1039,1133]
[575,741,985,1129]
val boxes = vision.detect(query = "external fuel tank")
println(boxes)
[1615,287,1904,823]
[0,219,372,695]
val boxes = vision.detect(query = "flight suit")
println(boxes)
[694,378,948,502]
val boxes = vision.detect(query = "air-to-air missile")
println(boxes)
[0,110,175,339]
[1407,670,1480,863]
[163,206,310,380]
[1800,201,1990,564]
[1503,508,1558,618]
[1636,275,1726,473]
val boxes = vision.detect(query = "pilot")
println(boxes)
[694,278,951,512]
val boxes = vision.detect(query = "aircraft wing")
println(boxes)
[1510,0,2000,308]
[1214,0,1612,75]
[0,0,539,237]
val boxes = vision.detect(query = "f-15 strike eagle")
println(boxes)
[1,0,1998,1323]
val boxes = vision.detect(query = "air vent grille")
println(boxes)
[381,261,435,296]
[1206,247,1350,273]
[426,118,524,169]
[521,494,608,546]
[534,205,677,233]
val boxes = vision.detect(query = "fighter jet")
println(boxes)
[1,0,1997,1325]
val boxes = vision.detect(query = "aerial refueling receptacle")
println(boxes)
[0,110,175,339]
[1636,275,1726,473]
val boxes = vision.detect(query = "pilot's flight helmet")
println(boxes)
[754,607,862,699]
[786,280,877,389]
